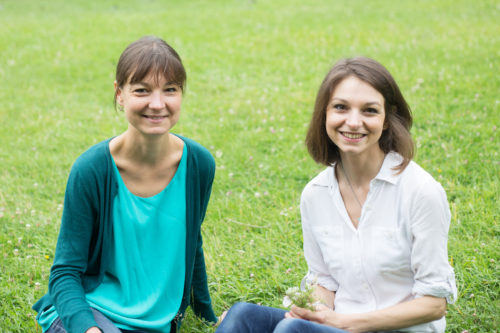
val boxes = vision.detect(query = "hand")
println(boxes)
[85,327,102,333]
[215,310,228,327]
[286,304,342,327]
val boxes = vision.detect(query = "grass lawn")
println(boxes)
[0,0,498,332]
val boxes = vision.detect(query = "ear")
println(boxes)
[114,81,124,106]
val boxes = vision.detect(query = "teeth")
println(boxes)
[343,132,364,139]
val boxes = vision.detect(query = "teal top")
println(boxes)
[33,136,217,333]
[87,144,187,331]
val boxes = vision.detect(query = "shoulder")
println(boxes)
[69,138,112,180]
[179,135,214,163]
[400,160,445,194]
[301,167,332,203]
[399,160,449,212]
[177,135,215,179]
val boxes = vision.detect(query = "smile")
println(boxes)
[341,132,366,139]
[143,115,167,124]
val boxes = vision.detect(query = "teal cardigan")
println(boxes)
[33,136,217,333]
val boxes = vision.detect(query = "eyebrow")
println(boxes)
[331,98,382,107]
[131,81,178,87]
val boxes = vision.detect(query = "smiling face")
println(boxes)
[325,76,386,159]
[115,73,182,137]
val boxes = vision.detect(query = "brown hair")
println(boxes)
[114,36,186,109]
[305,57,414,172]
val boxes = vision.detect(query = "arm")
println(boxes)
[300,189,339,294]
[49,158,102,332]
[289,295,446,332]
[189,146,217,324]
[312,284,335,309]
[190,232,217,324]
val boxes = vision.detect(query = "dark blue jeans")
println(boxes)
[46,308,147,333]
[216,302,349,333]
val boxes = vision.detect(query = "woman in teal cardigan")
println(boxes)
[33,36,218,333]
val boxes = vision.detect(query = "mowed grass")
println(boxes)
[0,0,498,332]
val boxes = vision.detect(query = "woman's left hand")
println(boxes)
[286,304,345,328]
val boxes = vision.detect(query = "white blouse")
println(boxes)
[301,152,457,333]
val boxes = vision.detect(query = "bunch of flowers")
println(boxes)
[282,283,315,310]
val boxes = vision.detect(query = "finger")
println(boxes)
[313,303,330,312]
[290,305,313,318]
[287,308,306,319]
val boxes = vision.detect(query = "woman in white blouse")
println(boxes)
[216,57,457,333]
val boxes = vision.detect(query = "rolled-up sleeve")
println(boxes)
[410,178,457,303]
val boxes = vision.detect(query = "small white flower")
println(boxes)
[282,295,292,307]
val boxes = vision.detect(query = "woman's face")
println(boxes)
[325,76,386,158]
[115,72,182,137]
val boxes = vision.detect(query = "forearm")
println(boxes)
[312,284,335,309]
[190,237,217,323]
[337,296,446,332]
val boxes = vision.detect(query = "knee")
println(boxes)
[273,318,304,333]
[226,302,256,319]
[217,302,256,332]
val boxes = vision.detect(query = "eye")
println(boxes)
[333,104,347,111]
[365,107,379,114]
[164,86,179,93]
[132,88,148,94]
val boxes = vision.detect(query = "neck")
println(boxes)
[338,149,385,186]
[117,130,174,165]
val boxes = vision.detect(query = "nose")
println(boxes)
[149,91,164,110]
[345,109,362,128]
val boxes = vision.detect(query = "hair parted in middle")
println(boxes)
[305,56,415,172]
[114,36,186,109]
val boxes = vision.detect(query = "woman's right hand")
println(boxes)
[216,311,228,326]
[85,327,102,333]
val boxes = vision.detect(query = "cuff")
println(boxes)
[413,269,457,304]
[302,271,338,292]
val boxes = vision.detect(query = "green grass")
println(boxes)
[1,0,498,332]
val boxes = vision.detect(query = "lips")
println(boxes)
[143,115,167,123]
[341,131,366,139]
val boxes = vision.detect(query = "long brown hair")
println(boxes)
[305,57,414,172]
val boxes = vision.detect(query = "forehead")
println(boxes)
[128,71,172,86]
[331,76,384,104]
